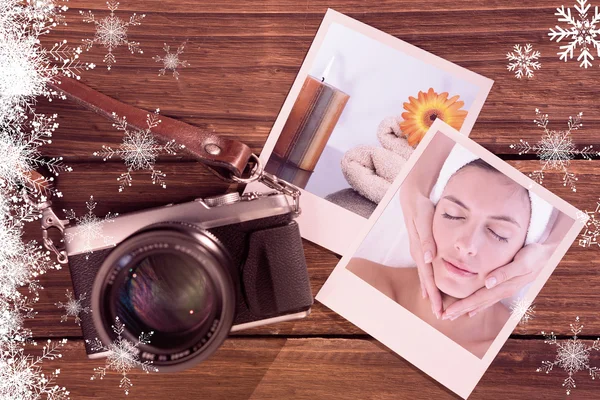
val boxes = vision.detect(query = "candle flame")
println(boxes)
[321,56,335,82]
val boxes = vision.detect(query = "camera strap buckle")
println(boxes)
[35,199,70,265]
[258,170,301,216]
[223,153,302,216]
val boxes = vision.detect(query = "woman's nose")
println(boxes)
[454,227,478,257]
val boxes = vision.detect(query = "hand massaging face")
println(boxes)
[426,143,554,299]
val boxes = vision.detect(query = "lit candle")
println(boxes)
[267,57,350,188]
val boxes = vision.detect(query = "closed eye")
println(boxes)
[442,212,463,220]
[488,228,509,243]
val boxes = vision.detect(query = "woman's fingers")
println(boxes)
[483,243,545,289]
[467,303,494,318]
[414,197,437,263]
[419,275,427,299]
[442,243,553,320]
[484,261,529,290]
[423,265,443,319]
[410,238,427,299]
[441,289,486,320]
[400,191,441,317]
[441,277,524,320]
[408,221,442,318]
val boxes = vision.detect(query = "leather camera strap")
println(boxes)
[49,77,254,178]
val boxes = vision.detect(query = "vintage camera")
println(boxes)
[64,191,313,372]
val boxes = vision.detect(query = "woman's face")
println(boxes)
[431,165,531,299]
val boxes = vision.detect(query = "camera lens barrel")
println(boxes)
[91,222,236,372]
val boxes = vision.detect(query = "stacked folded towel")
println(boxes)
[338,116,415,204]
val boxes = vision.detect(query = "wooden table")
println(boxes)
[28,1,600,398]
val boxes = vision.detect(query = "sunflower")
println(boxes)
[399,88,468,146]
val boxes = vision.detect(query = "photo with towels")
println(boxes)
[245,9,494,255]
[316,119,585,399]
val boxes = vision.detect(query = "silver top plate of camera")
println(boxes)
[64,192,293,257]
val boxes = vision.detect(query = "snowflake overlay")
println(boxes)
[548,0,600,68]
[0,1,71,336]
[86,317,158,395]
[506,44,542,79]
[509,298,536,325]
[578,198,600,247]
[80,1,146,70]
[0,339,70,400]
[0,113,72,198]
[1,1,93,124]
[537,317,600,395]
[510,109,599,192]
[1,0,92,198]
[93,109,186,191]
[55,289,90,325]
[0,0,92,397]
[153,42,190,80]
[63,195,118,259]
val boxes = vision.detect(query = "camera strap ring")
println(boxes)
[218,154,302,215]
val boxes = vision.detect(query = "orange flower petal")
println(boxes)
[399,89,467,145]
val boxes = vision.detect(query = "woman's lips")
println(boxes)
[442,258,477,278]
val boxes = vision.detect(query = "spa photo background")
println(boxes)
[266,21,483,217]
[353,134,542,309]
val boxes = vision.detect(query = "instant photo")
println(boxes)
[316,119,587,399]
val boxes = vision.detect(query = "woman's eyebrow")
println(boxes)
[442,195,469,210]
[489,215,521,228]
[442,195,522,228]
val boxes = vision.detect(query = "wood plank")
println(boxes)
[21,337,600,399]
[30,4,600,158]
[57,0,556,14]
[19,161,600,337]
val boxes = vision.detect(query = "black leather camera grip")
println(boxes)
[67,248,114,356]
[242,221,313,317]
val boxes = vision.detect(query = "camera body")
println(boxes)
[65,191,313,371]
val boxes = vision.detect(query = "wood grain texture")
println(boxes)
[36,1,600,158]
[24,338,600,399]
[14,0,600,398]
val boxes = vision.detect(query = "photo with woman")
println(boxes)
[347,132,573,358]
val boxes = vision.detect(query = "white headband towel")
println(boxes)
[429,144,553,245]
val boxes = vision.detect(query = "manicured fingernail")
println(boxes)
[421,287,427,299]
[424,251,433,264]
[485,277,497,289]
[450,314,460,321]
[469,311,478,318]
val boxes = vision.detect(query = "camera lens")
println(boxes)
[91,223,236,372]
[118,252,216,334]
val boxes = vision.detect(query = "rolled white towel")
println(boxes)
[341,145,407,204]
[339,116,415,204]
[376,116,414,160]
